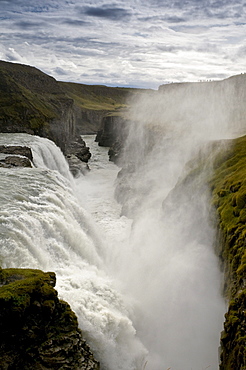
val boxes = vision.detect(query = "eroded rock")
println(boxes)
[0,268,99,370]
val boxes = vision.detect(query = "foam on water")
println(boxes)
[0,133,147,370]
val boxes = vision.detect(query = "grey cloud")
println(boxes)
[14,21,46,29]
[146,0,245,21]
[53,67,69,75]
[83,6,131,21]
[63,19,88,27]
[170,24,208,34]
[1,0,60,13]
[166,16,186,23]
[157,44,180,52]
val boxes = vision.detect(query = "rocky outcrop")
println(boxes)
[96,115,127,147]
[0,61,75,152]
[66,136,91,177]
[0,145,33,168]
[0,155,32,168]
[0,267,99,369]
[0,145,33,160]
[95,115,130,165]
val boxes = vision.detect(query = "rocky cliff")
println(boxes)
[95,114,130,164]
[110,76,246,368]
[0,267,99,369]
[0,60,146,154]
[0,60,75,152]
[114,127,246,368]
[211,136,246,370]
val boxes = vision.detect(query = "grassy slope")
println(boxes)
[59,81,137,112]
[210,135,246,369]
[0,61,150,136]
[0,61,64,132]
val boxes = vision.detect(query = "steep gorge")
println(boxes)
[108,76,246,368]
[0,61,145,152]
[0,60,245,368]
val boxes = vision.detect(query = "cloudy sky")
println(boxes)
[0,0,246,88]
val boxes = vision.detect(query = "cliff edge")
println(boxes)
[0,267,99,369]
[211,135,246,370]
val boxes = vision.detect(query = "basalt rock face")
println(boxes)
[0,268,99,370]
[96,115,130,165]
[0,60,76,152]
[0,60,143,160]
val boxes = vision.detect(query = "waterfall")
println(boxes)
[0,129,227,370]
[0,133,147,370]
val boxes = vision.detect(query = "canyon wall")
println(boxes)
[0,61,144,153]
[107,76,246,369]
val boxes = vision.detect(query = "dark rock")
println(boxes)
[0,156,32,168]
[66,136,91,176]
[66,136,91,163]
[0,145,33,160]
[96,115,126,147]
[96,115,129,165]
[108,141,123,163]
[66,154,90,177]
[0,267,99,370]
[0,146,33,168]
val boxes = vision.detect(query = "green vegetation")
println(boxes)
[210,135,246,369]
[0,60,150,141]
[0,63,60,134]
[60,81,134,111]
[0,267,99,369]
[0,267,56,311]
[211,135,246,297]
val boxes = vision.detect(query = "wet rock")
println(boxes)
[66,154,90,177]
[95,115,129,165]
[0,145,33,160]
[0,155,32,168]
[66,136,91,162]
[0,268,100,370]
[0,146,33,168]
[66,136,91,176]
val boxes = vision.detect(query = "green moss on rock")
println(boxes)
[210,135,246,369]
[0,267,99,369]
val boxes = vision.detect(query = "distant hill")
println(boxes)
[0,60,149,149]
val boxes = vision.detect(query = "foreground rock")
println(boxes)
[0,268,99,370]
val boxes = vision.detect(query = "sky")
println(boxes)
[0,0,246,89]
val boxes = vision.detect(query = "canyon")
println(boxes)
[0,60,245,369]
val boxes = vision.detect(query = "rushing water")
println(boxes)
[0,132,226,370]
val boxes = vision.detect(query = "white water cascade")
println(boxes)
[0,129,227,370]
